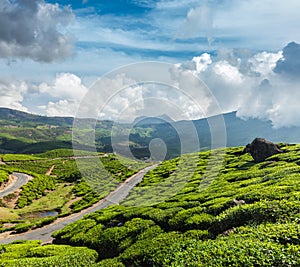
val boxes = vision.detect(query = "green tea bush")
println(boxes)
[163,236,300,267]
[0,241,98,267]
[2,154,43,162]
[212,199,300,234]
[230,223,300,245]
[8,144,300,266]
[17,174,55,208]
[13,222,34,233]
[94,258,125,267]
[0,169,9,184]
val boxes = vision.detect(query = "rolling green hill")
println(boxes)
[1,107,300,159]
[1,143,299,266]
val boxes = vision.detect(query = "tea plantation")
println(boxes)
[1,144,300,266]
[0,149,148,234]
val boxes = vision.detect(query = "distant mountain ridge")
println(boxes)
[132,114,174,125]
[0,107,300,158]
[0,107,73,127]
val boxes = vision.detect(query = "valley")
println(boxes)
[2,108,300,159]
[0,149,150,238]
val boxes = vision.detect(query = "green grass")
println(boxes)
[19,184,74,215]
[0,207,18,220]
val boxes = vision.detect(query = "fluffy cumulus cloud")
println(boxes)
[1,40,300,128]
[0,0,74,62]
[0,79,29,111]
[73,70,206,122]
[38,73,88,116]
[39,73,87,100]
[174,43,300,128]
[100,84,145,122]
[41,99,79,117]
[249,51,283,77]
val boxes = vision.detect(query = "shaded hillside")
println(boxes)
[1,108,300,158]
[0,107,73,127]
[128,112,300,158]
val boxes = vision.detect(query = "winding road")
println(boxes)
[0,172,31,198]
[0,165,157,244]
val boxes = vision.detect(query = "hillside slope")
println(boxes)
[1,144,299,266]
[1,107,300,158]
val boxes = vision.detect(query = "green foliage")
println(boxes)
[230,223,300,245]
[13,222,34,233]
[0,150,147,236]
[212,199,300,234]
[0,169,9,183]
[17,174,56,208]
[70,191,101,212]
[94,258,125,267]
[0,240,98,267]
[34,216,57,228]
[2,154,43,162]
[163,236,300,267]
[50,144,300,266]
[37,149,98,158]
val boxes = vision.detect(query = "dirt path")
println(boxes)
[45,165,55,175]
[0,165,157,244]
[0,174,14,191]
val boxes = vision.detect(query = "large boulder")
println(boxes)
[242,138,283,163]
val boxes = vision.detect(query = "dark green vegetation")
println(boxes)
[1,144,300,266]
[38,143,299,266]
[2,107,300,159]
[0,149,148,234]
[0,240,98,267]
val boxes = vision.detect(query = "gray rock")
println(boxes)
[241,138,283,163]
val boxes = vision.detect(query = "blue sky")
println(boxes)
[0,0,300,127]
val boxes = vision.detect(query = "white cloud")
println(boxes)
[36,73,88,117]
[213,0,300,49]
[153,0,300,50]
[192,53,212,73]
[1,38,300,129]
[40,99,78,117]
[39,73,87,100]
[176,45,300,128]
[249,51,283,77]
[213,61,244,84]
[0,79,28,112]
[100,85,144,122]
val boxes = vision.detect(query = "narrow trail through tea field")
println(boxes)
[0,165,157,244]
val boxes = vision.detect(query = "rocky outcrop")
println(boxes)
[241,138,283,163]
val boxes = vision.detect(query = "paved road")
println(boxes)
[0,165,157,244]
[0,172,30,198]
